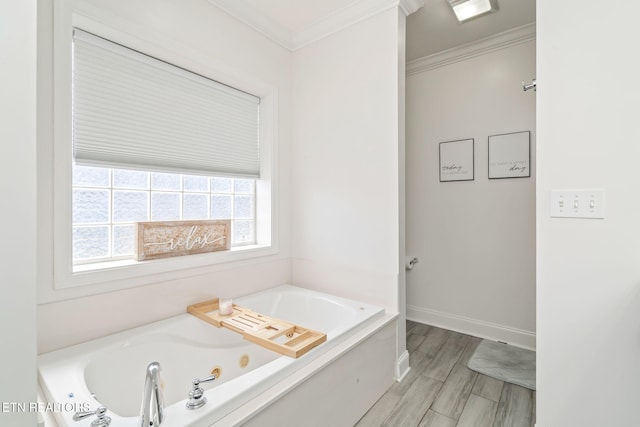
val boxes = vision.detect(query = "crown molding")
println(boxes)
[207,0,294,50]
[398,0,426,16]
[208,0,425,52]
[407,22,536,76]
[293,0,400,50]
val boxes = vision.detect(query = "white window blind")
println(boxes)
[72,28,260,178]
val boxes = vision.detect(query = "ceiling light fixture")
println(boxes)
[447,0,499,22]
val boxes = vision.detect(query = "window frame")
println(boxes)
[51,5,278,291]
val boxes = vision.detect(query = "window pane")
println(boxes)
[73,189,109,224]
[113,225,135,256]
[211,177,232,193]
[113,191,148,222]
[73,165,110,187]
[72,166,256,264]
[113,169,148,189]
[183,175,209,192]
[183,193,208,220]
[234,179,254,194]
[211,195,232,219]
[151,192,181,221]
[234,195,253,219]
[151,172,181,191]
[73,226,109,259]
[233,220,254,244]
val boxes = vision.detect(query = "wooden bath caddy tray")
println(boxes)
[187,299,326,358]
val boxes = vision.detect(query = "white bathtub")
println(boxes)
[38,285,385,427]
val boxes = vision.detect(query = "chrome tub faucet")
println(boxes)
[140,362,164,426]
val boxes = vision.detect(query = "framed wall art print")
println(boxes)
[488,131,531,179]
[439,139,474,182]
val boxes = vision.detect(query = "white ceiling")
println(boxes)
[208,0,535,60]
[407,0,535,61]
[242,0,357,33]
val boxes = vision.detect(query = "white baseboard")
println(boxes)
[407,305,536,350]
[396,349,411,382]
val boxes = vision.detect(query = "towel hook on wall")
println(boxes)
[522,79,536,92]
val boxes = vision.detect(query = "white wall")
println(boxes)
[538,1,640,425]
[290,8,402,313]
[406,35,536,349]
[0,0,38,425]
[37,0,294,353]
[36,0,410,390]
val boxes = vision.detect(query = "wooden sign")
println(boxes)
[135,220,231,261]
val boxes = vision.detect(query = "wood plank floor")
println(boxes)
[355,320,536,427]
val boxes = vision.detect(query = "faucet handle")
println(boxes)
[192,374,217,386]
[186,374,218,410]
[73,406,111,426]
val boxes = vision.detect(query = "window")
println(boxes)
[70,28,262,268]
[72,165,256,264]
[50,11,276,290]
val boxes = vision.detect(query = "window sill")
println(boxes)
[73,244,269,273]
[56,243,277,291]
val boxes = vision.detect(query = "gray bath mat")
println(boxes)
[467,340,536,390]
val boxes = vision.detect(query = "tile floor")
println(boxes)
[355,320,535,427]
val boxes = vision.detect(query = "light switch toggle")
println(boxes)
[550,189,605,219]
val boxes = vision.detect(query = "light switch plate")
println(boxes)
[550,189,605,218]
